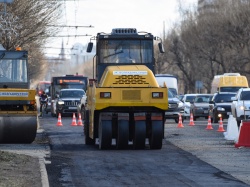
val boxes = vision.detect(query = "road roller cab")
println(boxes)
[0,48,37,143]
[83,28,168,149]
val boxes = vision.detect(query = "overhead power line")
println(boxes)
[37,47,74,49]
[47,25,94,28]
[44,53,79,55]
[40,34,91,38]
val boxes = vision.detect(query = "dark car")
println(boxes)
[55,89,86,117]
[209,92,236,123]
[190,94,214,120]
[165,90,184,123]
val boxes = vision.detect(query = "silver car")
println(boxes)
[190,94,214,120]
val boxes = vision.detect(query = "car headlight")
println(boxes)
[169,103,178,109]
[239,105,246,110]
[58,101,64,105]
[178,101,184,108]
[217,107,225,111]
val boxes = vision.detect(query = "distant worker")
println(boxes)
[39,91,48,117]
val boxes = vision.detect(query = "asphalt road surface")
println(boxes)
[39,114,250,187]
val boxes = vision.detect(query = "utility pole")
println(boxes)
[163,21,165,42]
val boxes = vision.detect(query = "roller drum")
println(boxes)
[0,115,37,143]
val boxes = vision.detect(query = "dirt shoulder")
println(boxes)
[0,151,42,187]
[0,129,49,187]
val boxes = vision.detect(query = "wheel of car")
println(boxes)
[236,120,241,128]
[174,117,184,123]
[193,116,197,121]
[213,113,218,123]
[174,118,178,123]
[235,110,241,127]
[210,117,214,123]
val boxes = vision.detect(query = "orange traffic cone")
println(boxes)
[189,112,195,126]
[71,113,77,126]
[217,117,225,132]
[77,113,83,126]
[56,113,63,126]
[206,115,213,130]
[177,114,184,128]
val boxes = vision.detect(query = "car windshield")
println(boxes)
[60,90,85,98]
[240,91,250,100]
[169,88,177,96]
[214,94,235,103]
[185,96,196,102]
[220,87,242,93]
[168,90,174,98]
[177,95,184,100]
[194,96,213,103]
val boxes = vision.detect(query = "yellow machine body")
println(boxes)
[84,28,168,149]
[0,88,37,143]
[86,65,168,139]
[0,50,37,143]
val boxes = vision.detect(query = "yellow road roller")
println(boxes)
[0,49,37,143]
[82,28,168,149]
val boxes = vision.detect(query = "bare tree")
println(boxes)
[0,0,63,81]
[157,0,250,94]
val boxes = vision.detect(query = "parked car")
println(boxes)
[209,92,236,123]
[165,90,184,123]
[231,88,250,127]
[190,94,214,120]
[55,89,86,117]
[181,94,198,119]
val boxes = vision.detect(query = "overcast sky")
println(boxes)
[45,0,197,56]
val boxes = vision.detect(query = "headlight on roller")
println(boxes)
[100,92,111,98]
[152,92,163,98]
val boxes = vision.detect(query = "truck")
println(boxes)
[82,28,168,150]
[0,48,37,143]
[211,73,248,94]
[155,74,178,96]
[50,75,88,117]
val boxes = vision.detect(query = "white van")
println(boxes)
[155,74,178,96]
